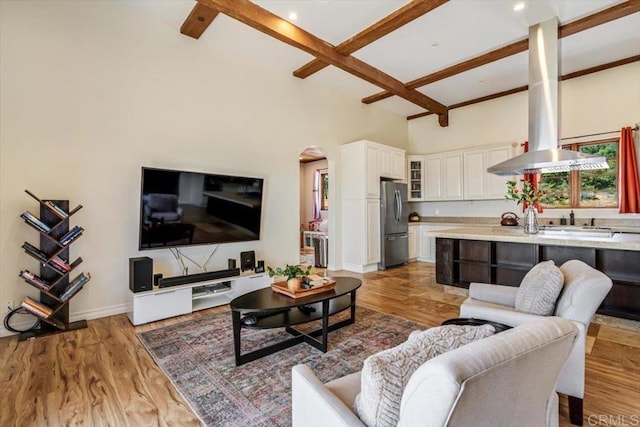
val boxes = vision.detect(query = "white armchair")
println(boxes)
[459,259,613,425]
[292,318,578,427]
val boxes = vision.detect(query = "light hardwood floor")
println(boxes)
[1,263,638,426]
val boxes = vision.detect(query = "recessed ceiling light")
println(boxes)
[288,12,298,21]
[513,2,525,12]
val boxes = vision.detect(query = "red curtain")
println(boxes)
[523,141,543,213]
[619,126,640,213]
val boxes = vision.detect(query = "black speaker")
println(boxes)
[228,258,237,269]
[240,251,255,272]
[255,260,265,273]
[153,273,163,287]
[129,257,153,293]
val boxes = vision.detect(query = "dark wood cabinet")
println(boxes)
[458,240,491,284]
[436,237,640,321]
[435,238,456,285]
[540,245,595,267]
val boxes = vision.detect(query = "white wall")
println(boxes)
[0,1,408,335]
[408,62,640,220]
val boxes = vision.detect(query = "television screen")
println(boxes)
[139,167,264,250]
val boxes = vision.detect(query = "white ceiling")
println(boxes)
[251,0,640,117]
[159,1,640,118]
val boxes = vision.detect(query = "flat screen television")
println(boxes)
[138,167,264,250]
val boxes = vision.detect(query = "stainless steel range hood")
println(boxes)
[487,18,608,176]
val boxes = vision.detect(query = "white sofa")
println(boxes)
[459,259,613,425]
[292,317,578,427]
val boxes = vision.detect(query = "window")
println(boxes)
[541,139,618,208]
[320,170,329,210]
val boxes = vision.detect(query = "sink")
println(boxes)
[492,225,615,238]
[538,226,614,238]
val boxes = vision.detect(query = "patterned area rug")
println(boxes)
[137,307,424,426]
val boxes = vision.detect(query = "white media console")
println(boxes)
[127,272,271,325]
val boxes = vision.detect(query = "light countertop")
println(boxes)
[408,222,493,228]
[429,227,640,251]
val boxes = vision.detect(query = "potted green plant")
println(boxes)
[409,211,421,222]
[267,264,313,292]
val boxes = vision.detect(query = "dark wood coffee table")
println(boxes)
[230,276,361,366]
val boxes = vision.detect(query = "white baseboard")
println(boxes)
[69,303,131,323]
[342,263,378,273]
[0,302,131,338]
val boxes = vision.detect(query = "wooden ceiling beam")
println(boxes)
[181,2,220,39]
[365,0,640,105]
[198,0,448,120]
[406,55,640,121]
[293,0,449,79]
[559,0,640,38]
[363,39,528,104]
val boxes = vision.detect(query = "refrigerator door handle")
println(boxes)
[395,190,401,224]
[387,234,409,241]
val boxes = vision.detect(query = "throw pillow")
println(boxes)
[353,324,495,427]
[515,260,564,315]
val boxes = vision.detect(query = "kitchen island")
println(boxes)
[431,227,640,321]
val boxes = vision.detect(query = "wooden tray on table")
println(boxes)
[271,276,336,298]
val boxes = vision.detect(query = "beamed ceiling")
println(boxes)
[179,0,640,126]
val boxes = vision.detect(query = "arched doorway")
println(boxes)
[299,146,329,270]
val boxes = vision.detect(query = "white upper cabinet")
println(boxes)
[424,154,443,200]
[463,143,516,200]
[463,149,487,199]
[485,145,515,198]
[392,149,405,180]
[408,143,515,201]
[379,145,405,180]
[341,140,405,199]
[421,152,463,201]
[442,152,463,200]
[341,140,377,199]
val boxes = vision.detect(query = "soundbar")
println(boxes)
[157,268,241,288]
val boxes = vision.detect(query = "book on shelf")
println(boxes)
[59,226,84,245]
[20,212,51,233]
[21,302,49,318]
[19,270,51,291]
[43,200,69,219]
[22,242,49,262]
[22,217,50,234]
[49,255,71,272]
[47,262,68,274]
[21,297,53,318]
[60,272,91,301]
[60,232,83,246]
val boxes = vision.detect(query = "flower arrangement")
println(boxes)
[505,180,552,206]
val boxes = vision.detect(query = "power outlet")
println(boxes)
[4,300,15,313]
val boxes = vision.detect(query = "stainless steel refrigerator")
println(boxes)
[379,181,409,270]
